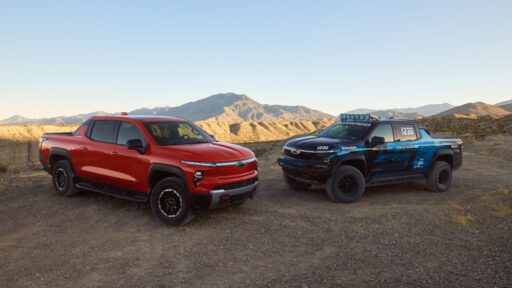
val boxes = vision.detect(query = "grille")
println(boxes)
[214,177,258,191]
[284,148,329,161]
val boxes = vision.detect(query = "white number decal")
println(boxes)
[401,126,415,136]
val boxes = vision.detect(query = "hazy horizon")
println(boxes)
[0,91,499,120]
[1,1,511,119]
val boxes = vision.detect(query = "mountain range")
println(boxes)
[1,93,511,125]
[0,93,333,125]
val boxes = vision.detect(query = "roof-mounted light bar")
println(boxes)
[339,113,379,121]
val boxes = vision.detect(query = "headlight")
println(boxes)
[180,160,216,167]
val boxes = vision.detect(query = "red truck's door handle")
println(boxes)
[79,146,88,151]
[110,151,119,156]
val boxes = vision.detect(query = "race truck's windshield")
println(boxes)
[144,121,215,146]
[318,122,372,140]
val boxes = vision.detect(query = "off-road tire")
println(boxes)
[150,177,193,226]
[326,165,366,203]
[426,161,452,192]
[51,160,80,196]
[284,174,311,191]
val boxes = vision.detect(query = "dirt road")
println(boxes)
[1,137,511,287]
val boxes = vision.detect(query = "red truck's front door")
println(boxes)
[108,121,151,192]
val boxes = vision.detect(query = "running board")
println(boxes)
[366,174,425,187]
[75,181,149,203]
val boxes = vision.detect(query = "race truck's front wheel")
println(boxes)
[284,174,311,191]
[150,177,194,226]
[326,165,365,203]
[426,161,452,192]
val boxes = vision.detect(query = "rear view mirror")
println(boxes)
[370,136,385,146]
[127,139,146,154]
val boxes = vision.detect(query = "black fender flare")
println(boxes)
[148,163,190,193]
[49,148,73,174]
[332,154,367,176]
[427,149,454,175]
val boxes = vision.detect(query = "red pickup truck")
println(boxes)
[39,115,259,226]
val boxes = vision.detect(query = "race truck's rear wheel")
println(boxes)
[51,160,80,197]
[284,174,311,191]
[150,177,193,226]
[426,161,452,192]
[326,165,365,203]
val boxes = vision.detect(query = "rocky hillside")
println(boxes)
[422,115,512,139]
[432,102,511,119]
[197,119,334,143]
[0,125,78,171]
[1,93,333,125]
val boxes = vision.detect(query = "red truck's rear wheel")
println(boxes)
[150,177,193,226]
[51,160,80,197]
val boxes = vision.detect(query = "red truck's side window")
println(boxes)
[90,120,118,143]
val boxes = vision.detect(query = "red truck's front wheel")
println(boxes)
[150,178,193,226]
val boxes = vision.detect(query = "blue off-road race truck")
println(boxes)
[277,114,463,203]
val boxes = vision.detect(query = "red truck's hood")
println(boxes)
[160,142,254,162]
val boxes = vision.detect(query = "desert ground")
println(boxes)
[0,135,511,287]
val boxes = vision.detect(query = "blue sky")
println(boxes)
[1,0,511,119]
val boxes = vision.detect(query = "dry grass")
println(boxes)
[451,214,475,226]
[491,204,512,217]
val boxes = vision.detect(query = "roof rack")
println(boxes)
[339,113,380,121]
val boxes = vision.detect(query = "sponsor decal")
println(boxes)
[339,121,372,127]
[413,158,424,169]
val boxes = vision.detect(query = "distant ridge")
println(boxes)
[431,102,511,119]
[499,103,512,112]
[0,115,34,125]
[345,103,454,118]
[496,99,512,106]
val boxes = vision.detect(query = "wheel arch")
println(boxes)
[148,164,189,193]
[49,148,71,174]
[427,149,454,176]
[334,154,367,177]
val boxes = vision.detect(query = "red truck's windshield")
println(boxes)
[143,121,215,146]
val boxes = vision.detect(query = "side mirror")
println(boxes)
[127,139,146,154]
[369,136,385,146]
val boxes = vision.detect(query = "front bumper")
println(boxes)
[277,156,332,183]
[209,180,259,209]
[190,178,259,210]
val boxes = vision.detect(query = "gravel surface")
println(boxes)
[1,139,511,287]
